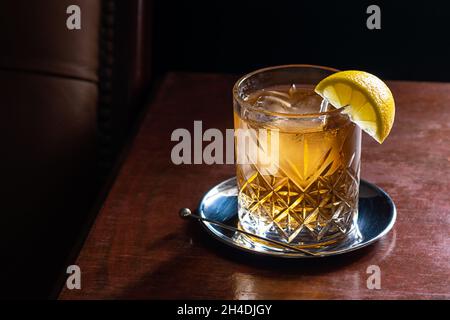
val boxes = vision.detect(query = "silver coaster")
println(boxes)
[197,177,396,258]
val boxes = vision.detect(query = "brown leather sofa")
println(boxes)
[0,0,153,298]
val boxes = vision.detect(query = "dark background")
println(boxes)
[153,0,450,81]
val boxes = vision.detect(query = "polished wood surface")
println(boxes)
[60,73,450,299]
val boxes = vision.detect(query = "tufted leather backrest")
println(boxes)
[0,0,153,298]
[0,0,100,80]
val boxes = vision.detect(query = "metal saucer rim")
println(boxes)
[197,177,397,258]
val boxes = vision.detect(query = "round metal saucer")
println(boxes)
[197,177,396,258]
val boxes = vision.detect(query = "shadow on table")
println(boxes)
[187,221,378,273]
[112,222,379,299]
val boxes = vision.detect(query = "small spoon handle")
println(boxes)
[179,208,317,256]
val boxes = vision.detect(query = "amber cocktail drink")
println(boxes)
[233,65,361,248]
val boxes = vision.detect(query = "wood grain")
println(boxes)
[60,72,450,299]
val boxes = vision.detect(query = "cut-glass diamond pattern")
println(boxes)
[238,149,360,244]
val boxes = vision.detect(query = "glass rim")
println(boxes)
[233,64,344,119]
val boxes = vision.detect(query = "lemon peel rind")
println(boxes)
[315,71,395,143]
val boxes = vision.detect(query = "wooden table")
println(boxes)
[60,72,450,299]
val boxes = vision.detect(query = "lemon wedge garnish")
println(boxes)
[315,70,395,143]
